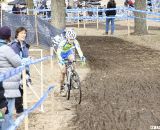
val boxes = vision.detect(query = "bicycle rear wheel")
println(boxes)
[70,71,82,104]
[66,84,71,100]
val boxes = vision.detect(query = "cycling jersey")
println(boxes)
[57,39,83,62]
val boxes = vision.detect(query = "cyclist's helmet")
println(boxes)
[65,29,76,40]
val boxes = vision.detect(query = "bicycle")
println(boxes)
[63,60,82,104]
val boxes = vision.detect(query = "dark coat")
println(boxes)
[10,40,31,84]
[105,1,116,16]
[10,40,30,58]
[0,82,7,109]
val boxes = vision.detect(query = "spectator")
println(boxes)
[39,2,45,15]
[21,5,27,14]
[156,0,160,12]
[44,4,50,18]
[47,8,51,18]
[88,5,93,17]
[124,0,134,7]
[67,4,72,9]
[147,0,152,11]
[12,4,21,14]
[77,3,82,8]
[105,0,116,35]
[0,81,8,129]
[12,5,17,14]
[98,6,103,17]
[0,26,21,130]
[42,0,46,6]
[10,27,31,115]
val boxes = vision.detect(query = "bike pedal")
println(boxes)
[60,90,67,97]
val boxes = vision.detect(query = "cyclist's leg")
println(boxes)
[59,64,66,91]
[68,51,76,69]
[68,54,75,62]
[59,52,67,91]
[59,50,74,90]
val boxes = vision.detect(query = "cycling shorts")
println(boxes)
[61,50,73,60]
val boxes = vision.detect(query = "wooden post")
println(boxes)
[1,5,2,27]
[127,19,130,36]
[83,21,86,29]
[40,50,44,112]
[83,7,86,29]
[50,47,54,70]
[147,20,149,31]
[35,13,39,46]
[78,11,80,28]
[127,10,130,36]
[22,69,28,130]
[26,8,29,15]
[96,6,99,29]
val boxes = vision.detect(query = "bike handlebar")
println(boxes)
[63,59,82,64]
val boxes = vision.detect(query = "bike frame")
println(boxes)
[66,63,74,88]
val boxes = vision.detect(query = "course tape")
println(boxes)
[0,55,53,82]
[66,7,123,13]
[126,7,160,16]
[66,7,160,16]
[7,86,54,130]
[65,7,160,22]
[66,15,128,20]
[129,15,160,22]
[66,15,160,21]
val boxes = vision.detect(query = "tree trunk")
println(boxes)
[51,0,66,30]
[69,0,74,7]
[26,0,34,15]
[134,0,148,35]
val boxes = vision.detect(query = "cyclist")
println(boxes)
[55,29,85,95]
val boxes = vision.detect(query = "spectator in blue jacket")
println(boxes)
[105,0,116,35]
[10,27,31,115]
[0,26,22,130]
[12,4,21,14]
[147,0,152,11]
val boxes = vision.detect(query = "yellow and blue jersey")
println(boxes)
[57,39,83,61]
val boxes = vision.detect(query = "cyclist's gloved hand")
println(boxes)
[80,56,86,66]
[80,56,86,62]
[59,60,65,65]
[22,58,31,65]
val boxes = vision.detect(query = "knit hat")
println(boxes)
[0,26,11,40]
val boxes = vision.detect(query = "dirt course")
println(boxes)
[73,36,160,130]
[18,30,160,130]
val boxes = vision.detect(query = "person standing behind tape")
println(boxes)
[10,27,31,116]
[147,0,152,12]
[0,26,22,130]
[105,0,116,35]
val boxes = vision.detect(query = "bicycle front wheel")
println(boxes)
[70,71,82,104]
[66,83,71,100]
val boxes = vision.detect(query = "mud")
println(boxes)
[73,36,160,130]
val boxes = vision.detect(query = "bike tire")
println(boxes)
[66,83,71,100]
[70,71,82,104]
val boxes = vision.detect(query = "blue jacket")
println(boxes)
[10,40,30,58]
[10,39,31,83]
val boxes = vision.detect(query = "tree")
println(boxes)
[134,0,148,35]
[26,0,34,15]
[51,0,66,30]
[69,0,74,7]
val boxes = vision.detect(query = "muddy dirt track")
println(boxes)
[73,36,160,130]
